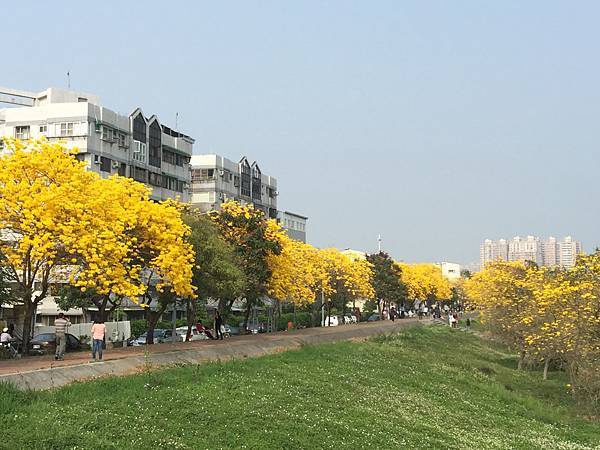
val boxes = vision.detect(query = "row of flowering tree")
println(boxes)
[207,201,375,321]
[464,256,600,410]
[0,139,195,349]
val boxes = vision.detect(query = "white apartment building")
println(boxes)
[190,154,278,218]
[481,235,583,269]
[0,87,193,201]
[480,239,508,266]
[558,236,583,268]
[508,236,542,265]
[277,211,308,242]
[437,262,461,280]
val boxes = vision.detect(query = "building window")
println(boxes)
[192,169,215,182]
[133,140,147,162]
[118,133,127,148]
[102,126,114,142]
[149,172,162,187]
[39,125,47,134]
[162,148,176,165]
[118,163,127,177]
[15,126,30,139]
[132,114,146,143]
[148,121,162,168]
[132,166,147,183]
[57,122,74,137]
[161,175,184,193]
[100,156,112,173]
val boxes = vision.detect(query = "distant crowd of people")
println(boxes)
[378,303,464,328]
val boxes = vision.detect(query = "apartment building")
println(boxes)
[508,236,542,265]
[480,235,583,268]
[277,211,308,242]
[437,262,461,280]
[0,87,193,201]
[558,236,583,268]
[480,239,508,266]
[190,154,278,218]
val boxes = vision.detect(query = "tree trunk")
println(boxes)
[21,299,35,354]
[146,305,167,345]
[543,358,550,381]
[244,297,253,332]
[186,298,196,341]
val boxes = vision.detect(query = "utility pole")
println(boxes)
[378,234,382,253]
[172,300,177,343]
[67,71,70,89]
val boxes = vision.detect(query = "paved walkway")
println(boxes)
[0,319,420,390]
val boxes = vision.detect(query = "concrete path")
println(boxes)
[0,319,421,390]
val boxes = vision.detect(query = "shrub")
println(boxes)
[130,320,147,339]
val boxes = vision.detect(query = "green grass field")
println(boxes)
[1,325,598,449]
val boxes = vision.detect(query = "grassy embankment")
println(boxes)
[1,324,598,449]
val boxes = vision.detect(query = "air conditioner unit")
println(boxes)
[111,161,120,169]
[93,155,101,164]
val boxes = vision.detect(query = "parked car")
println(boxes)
[129,329,180,346]
[223,324,240,336]
[367,313,381,322]
[241,322,267,334]
[322,315,339,327]
[29,333,81,355]
[175,327,209,342]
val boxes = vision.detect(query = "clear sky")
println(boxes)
[3,1,600,265]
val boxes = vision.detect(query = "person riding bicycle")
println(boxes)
[1,327,18,358]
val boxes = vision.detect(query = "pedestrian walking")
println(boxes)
[91,319,106,362]
[390,306,397,322]
[214,311,224,340]
[54,312,71,360]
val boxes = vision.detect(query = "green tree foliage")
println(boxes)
[185,214,246,309]
[208,202,281,325]
[366,252,407,313]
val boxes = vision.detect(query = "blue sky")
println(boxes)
[3,1,599,264]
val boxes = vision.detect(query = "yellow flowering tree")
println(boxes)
[0,139,103,349]
[0,139,195,347]
[318,248,374,320]
[397,263,452,307]
[267,232,329,307]
[464,261,535,369]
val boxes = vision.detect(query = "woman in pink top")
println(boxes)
[91,319,106,362]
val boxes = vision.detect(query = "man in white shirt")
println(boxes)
[1,327,17,357]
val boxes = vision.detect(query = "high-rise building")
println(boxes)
[558,236,583,268]
[542,237,558,266]
[480,235,583,269]
[508,236,542,265]
[0,87,193,202]
[480,238,508,266]
[190,154,278,218]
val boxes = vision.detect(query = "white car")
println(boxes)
[176,327,210,342]
[322,316,339,327]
